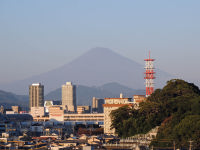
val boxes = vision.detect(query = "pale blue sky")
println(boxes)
[0,0,200,86]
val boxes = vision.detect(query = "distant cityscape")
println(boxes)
[0,54,154,150]
[0,79,149,149]
[0,53,198,150]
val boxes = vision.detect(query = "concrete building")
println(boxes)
[29,83,44,109]
[30,107,45,117]
[92,97,104,113]
[64,113,104,122]
[33,112,104,123]
[11,106,21,114]
[44,100,61,113]
[103,96,132,135]
[133,95,146,109]
[49,106,64,121]
[77,105,91,114]
[62,82,76,112]
[0,105,4,114]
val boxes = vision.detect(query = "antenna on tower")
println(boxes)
[144,51,155,97]
[149,50,150,59]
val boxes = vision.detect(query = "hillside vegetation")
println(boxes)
[110,79,200,148]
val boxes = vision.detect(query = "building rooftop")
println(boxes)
[32,83,42,86]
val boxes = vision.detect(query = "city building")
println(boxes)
[11,106,21,114]
[62,82,76,112]
[77,105,91,114]
[103,95,132,135]
[64,113,104,122]
[33,112,104,123]
[49,106,64,121]
[92,97,104,113]
[29,83,44,109]
[133,95,146,108]
[30,107,45,117]
[44,100,61,113]
[0,105,4,114]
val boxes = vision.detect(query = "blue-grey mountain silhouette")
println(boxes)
[0,47,172,95]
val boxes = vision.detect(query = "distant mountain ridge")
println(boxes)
[0,47,173,95]
[0,90,28,108]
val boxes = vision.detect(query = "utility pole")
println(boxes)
[173,141,176,150]
[189,140,193,150]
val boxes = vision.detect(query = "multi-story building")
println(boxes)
[62,82,76,112]
[30,107,45,117]
[11,106,21,114]
[103,96,132,135]
[92,97,104,113]
[29,83,44,109]
[77,105,91,114]
[49,106,64,121]
[44,100,61,113]
[33,110,104,123]
[133,95,146,109]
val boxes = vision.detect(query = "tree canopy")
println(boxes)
[110,79,200,148]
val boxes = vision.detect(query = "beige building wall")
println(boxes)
[30,107,45,117]
[92,97,98,111]
[49,106,64,121]
[33,112,104,122]
[12,106,21,113]
[133,95,146,109]
[62,82,76,112]
[92,97,104,113]
[64,113,104,122]
[29,83,44,109]
[103,97,132,135]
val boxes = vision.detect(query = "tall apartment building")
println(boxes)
[103,96,132,135]
[29,83,44,109]
[62,82,76,112]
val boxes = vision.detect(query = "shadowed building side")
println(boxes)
[29,83,44,109]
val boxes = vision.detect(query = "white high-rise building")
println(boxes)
[62,82,76,112]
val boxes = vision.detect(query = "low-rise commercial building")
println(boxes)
[30,107,45,117]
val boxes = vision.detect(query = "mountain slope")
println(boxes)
[1,47,172,94]
[0,90,29,108]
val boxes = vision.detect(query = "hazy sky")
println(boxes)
[0,0,200,86]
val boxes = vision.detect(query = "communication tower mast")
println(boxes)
[144,52,155,97]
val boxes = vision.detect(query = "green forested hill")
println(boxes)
[110,79,200,148]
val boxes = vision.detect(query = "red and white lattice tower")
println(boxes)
[144,52,155,97]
